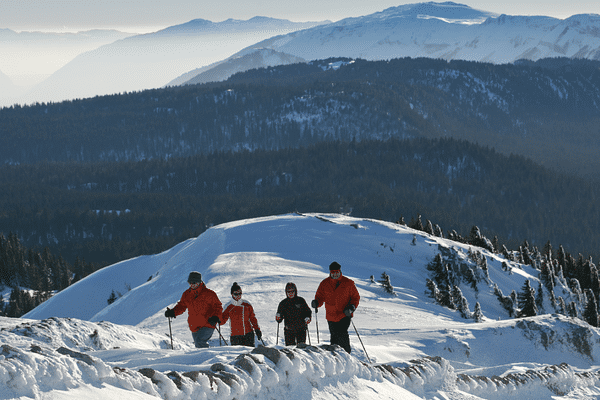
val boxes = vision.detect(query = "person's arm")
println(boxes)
[172,291,188,316]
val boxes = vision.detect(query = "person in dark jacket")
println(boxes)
[164,271,223,348]
[311,262,360,353]
[221,282,262,347]
[275,282,312,346]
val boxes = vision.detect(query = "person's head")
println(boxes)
[285,282,297,299]
[231,282,242,301]
[329,262,342,280]
[187,271,202,289]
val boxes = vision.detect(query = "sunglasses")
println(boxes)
[232,291,242,296]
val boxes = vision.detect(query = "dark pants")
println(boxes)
[231,331,255,347]
[328,316,351,353]
[284,327,307,346]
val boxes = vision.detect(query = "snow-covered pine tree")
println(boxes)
[536,282,545,314]
[425,278,440,301]
[517,280,537,318]
[583,289,599,327]
[493,283,514,317]
[378,272,396,296]
[473,302,484,322]
[452,285,470,319]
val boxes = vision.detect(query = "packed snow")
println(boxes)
[1,213,599,399]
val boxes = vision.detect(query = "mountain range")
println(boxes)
[4,2,600,107]
[174,1,600,87]
[0,18,326,107]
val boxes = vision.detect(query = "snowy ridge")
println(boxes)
[1,316,600,399]
[12,213,600,398]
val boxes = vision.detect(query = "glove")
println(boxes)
[164,308,175,318]
[311,299,319,309]
[344,305,356,317]
[275,313,282,323]
[305,317,311,324]
[207,316,220,326]
[255,329,262,341]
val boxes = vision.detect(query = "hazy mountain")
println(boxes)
[167,48,306,86]
[0,28,135,88]
[178,2,600,86]
[6,17,326,107]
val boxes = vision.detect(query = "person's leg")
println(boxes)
[242,331,255,347]
[327,317,351,353]
[284,328,295,346]
[231,335,243,346]
[296,327,307,344]
[192,327,214,348]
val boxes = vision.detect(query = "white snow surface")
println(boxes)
[1,213,598,399]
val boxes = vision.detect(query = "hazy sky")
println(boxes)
[2,0,599,32]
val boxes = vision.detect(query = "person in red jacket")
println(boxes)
[221,282,262,347]
[311,261,360,353]
[164,271,223,348]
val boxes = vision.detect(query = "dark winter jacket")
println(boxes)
[314,274,360,322]
[276,295,312,331]
[172,282,223,332]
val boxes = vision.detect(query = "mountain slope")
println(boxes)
[14,213,600,399]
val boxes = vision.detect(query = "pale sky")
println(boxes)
[1,0,599,32]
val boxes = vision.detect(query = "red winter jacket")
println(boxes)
[221,299,260,337]
[172,283,223,332]
[314,274,360,322]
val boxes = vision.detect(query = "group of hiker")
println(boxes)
[164,261,360,353]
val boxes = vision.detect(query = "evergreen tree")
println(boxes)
[473,302,484,322]
[583,289,599,327]
[516,280,538,318]
[425,278,440,301]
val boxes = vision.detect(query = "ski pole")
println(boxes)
[314,307,320,343]
[306,323,312,346]
[215,324,228,346]
[168,316,174,350]
[276,322,280,346]
[351,319,371,363]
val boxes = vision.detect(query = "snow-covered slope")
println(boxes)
[179,2,600,86]
[5,213,599,399]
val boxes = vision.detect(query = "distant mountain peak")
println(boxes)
[374,1,499,23]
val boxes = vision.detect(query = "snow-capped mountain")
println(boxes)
[7,213,600,399]
[3,18,326,107]
[178,2,600,86]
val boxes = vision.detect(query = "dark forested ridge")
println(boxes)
[1,138,598,266]
[2,57,600,181]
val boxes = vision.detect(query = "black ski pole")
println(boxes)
[168,316,174,350]
[351,319,371,363]
[314,307,320,343]
[276,322,280,346]
[216,324,228,346]
[306,323,312,346]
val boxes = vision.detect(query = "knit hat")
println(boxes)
[187,271,202,284]
[231,282,242,294]
[329,261,341,271]
[285,282,297,293]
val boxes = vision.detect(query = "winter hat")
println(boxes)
[329,261,341,271]
[187,271,202,284]
[285,282,297,293]
[231,282,242,294]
